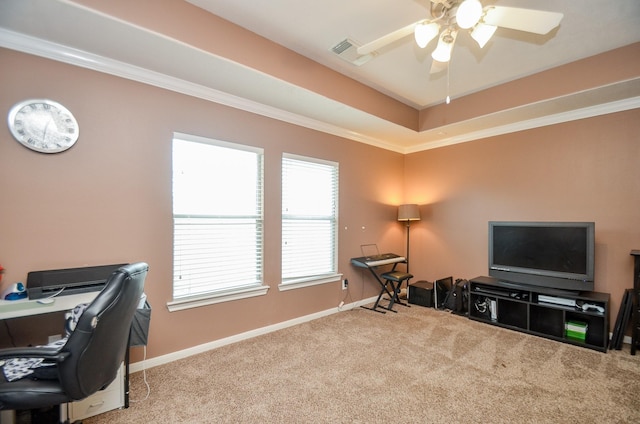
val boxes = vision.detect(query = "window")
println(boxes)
[169,133,267,311]
[281,154,340,290]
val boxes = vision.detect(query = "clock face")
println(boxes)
[7,99,79,153]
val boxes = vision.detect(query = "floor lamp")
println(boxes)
[397,204,421,274]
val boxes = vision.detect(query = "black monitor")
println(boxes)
[488,221,595,293]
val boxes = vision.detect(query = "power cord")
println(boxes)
[129,345,151,403]
[2,320,17,347]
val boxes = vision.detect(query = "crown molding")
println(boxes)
[406,94,640,154]
[0,28,402,153]
[2,28,638,155]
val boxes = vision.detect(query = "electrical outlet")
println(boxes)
[342,279,349,290]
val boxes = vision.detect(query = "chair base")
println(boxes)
[362,271,413,313]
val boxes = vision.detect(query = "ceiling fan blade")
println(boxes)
[483,6,563,35]
[357,20,423,55]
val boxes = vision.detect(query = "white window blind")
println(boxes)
[282,154,338,283]
[172,135,263,301]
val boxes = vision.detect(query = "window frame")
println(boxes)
[168,132,268,312]
[279,153,341,291]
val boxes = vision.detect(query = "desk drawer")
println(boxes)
[65,364,124,421]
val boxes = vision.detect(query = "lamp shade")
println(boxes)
[471,22,497,48]
[431,29,457,63]
[456,0,483,29]
[414,22,440,48]
[398,204,420,221]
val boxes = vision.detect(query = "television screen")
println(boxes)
[488,221,594,293]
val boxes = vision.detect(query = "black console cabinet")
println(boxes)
[468,276,610,352]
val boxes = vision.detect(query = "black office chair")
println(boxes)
[0,262,148,423]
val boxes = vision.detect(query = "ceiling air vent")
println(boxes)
[330,38,375,66]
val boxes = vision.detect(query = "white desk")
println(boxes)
[0,292,98,320]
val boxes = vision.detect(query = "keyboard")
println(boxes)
[351,253,406,268]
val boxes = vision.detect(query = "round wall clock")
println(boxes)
[7,99,79,153]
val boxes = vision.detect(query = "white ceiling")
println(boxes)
[1,0,639,153]
[188,0,640,108]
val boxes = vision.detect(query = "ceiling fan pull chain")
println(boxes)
[446,61,451,104]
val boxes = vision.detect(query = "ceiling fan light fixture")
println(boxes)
[431,29,458,63]
[471,22,497,48]
[414,22,440,48]
[456,0,483,29]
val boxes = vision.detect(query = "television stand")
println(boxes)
[468,276,610,352]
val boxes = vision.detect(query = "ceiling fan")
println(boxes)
[357,0,564,64]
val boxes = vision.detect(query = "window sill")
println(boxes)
[278,273,342,291]
[167,284,270,312]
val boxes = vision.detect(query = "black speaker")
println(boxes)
[445,279,469,315]
[408,281,433,307]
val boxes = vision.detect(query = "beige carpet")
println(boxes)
[86,305,640,423]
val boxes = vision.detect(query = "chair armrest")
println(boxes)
[0,346,70,362]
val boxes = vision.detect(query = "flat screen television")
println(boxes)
[488,221,595,293]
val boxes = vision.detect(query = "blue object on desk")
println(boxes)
[3,282,27,300]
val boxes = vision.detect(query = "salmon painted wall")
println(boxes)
[404,109,640,319]
[1,40,638,359]
[0,49,406,356]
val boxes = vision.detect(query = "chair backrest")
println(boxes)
[58,262,148,400]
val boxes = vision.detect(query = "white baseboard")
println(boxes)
[129,296,377,373]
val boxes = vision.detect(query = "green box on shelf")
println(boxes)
[565,320,587,341]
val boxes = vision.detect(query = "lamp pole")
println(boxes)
[405,220,412,273]
[397,203,420,285]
